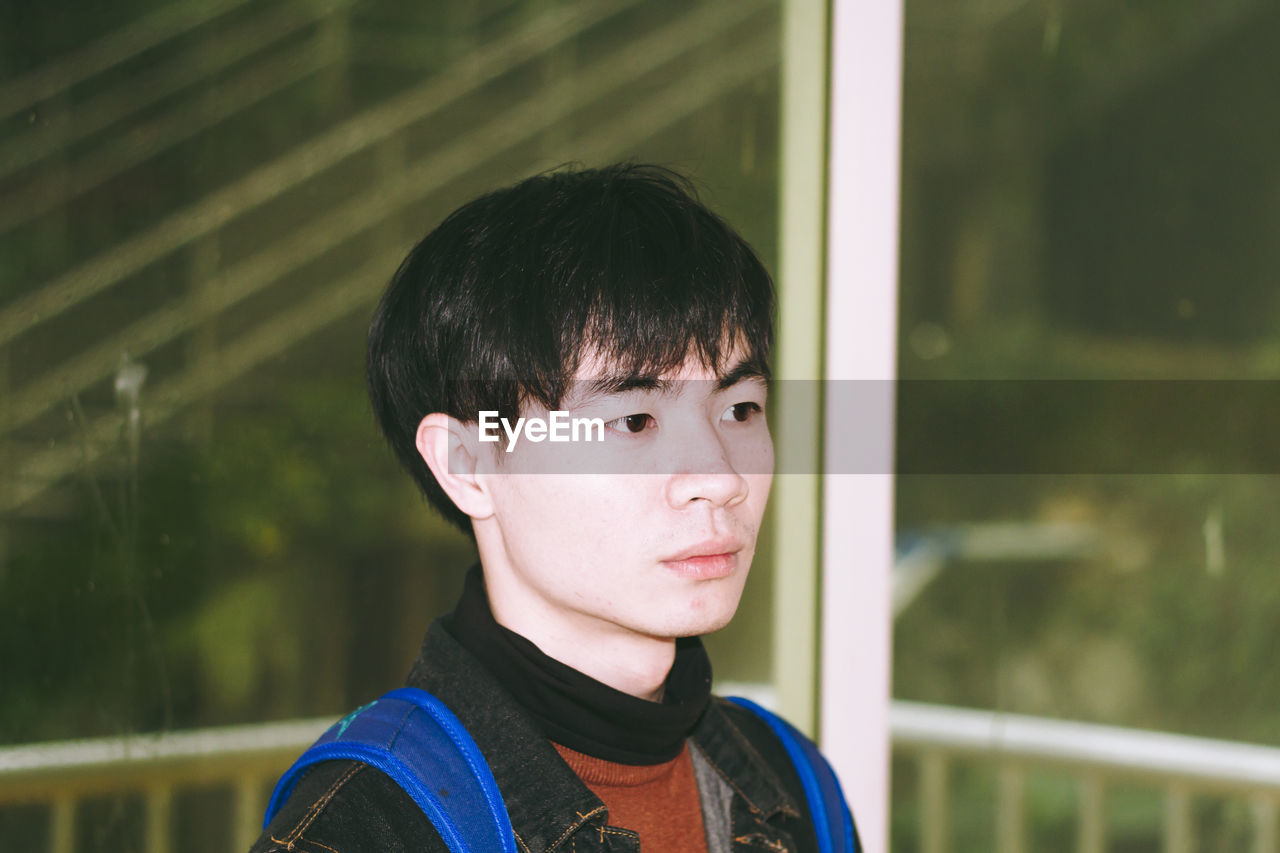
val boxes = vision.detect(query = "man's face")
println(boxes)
[473,349,774,649]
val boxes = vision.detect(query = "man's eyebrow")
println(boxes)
[581,374,673,399]
[715,360,770,392]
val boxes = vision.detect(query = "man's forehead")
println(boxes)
[571,334,763,378]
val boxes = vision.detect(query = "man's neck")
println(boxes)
[486,585,676,701]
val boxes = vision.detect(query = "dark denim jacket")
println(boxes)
[252,621,826,852]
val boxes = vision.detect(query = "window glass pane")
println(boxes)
[895,1,1280,848]
[0,0,782,843]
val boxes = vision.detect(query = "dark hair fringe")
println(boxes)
[367,163,775,533]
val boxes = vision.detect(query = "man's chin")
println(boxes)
[663,599,743,639]
[685,612,737,638]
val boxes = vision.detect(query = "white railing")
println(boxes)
[4,702,1279,853]
[0,717,329,853]
[893,701,1280,853]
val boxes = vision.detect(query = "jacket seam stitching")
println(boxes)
[280,763,365,845]
[544,804,607,853]
[298,838,342,853]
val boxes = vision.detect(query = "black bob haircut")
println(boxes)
[367,163,775,532]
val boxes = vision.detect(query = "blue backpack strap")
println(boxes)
[727,696,860,853]
[263,687,516,853]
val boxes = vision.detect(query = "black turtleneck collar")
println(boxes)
[442,566,713,765]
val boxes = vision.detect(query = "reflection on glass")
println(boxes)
[0,0,781,848]
[895,1,1280,849]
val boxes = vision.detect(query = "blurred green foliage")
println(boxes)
[1,373,467,742]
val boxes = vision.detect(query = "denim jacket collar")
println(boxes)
[692,699,800,822]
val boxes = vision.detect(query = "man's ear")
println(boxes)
[416,413,495,522]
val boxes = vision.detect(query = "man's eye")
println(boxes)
[608,413,655,434]
[722,402,763,423]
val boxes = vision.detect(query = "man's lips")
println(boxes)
[663,538,741,562]
[662,539,743,579]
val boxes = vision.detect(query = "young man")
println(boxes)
[253,164,855,852]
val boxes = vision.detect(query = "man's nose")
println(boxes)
[663,425,749,508]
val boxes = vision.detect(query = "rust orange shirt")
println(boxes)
[554,741,709,852]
